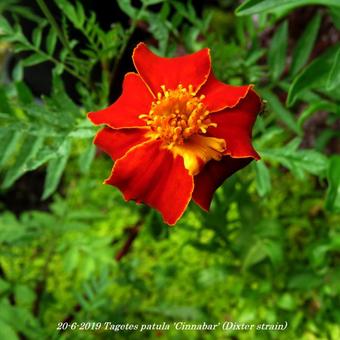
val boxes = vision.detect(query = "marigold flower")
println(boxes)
[88,43,261,225]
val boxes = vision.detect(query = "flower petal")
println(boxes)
[133,42,211,95]
[198,72,252,112]
[171,135,226,176]
[94,127,149,160]
[207,89,261,159]
[105,140,194,225]
[88,72,153,128]
[193,156,253,211]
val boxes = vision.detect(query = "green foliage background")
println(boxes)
[0,0,340,339]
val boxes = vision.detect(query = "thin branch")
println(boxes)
[109,4,147,88]
[115,224,141,261]
[35,0,75,59]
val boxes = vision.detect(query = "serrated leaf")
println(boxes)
[54,63,64,75]
[12,45,31,53]
[46,28,58,55]
[263,239,283,267]
[2,135,44,189]
[15,82,34,105]
[288,273,322,290]
[268,21,288,82]
[142,0,164,5]
[147,13,169,55]
[326,46,340,91]
[12,62,23,81]
[254,160,271,197]
[261,89,301,134]
[32,26,42,48]
[298,101,336,127]
[24,147,57,172]
[325,156,340,212]
[290,13,321,76]
[236,0,340,16]
[55,0,82,28]
[50,74,79,116]
[243,240,267,269]
[117,0,137,18]
[259,139,328,180]
[330,6,340,29]
[42,140,70,199]
[69,128,94,138]
[0,130,21,168]
[22,53,49,67]
[287,44,339,106]
[78,143,96,174]
[0,320,19,340]
[0,88,14,114]
[75,2,86,28]
[0,16,13,34]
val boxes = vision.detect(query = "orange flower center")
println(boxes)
[140,84,216,147]
[139,84,226,176]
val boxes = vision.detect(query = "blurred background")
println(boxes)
[0,0,339,339]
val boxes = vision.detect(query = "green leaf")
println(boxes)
[330,6,340,29]
[0,87,14,114]
[75,2,86,28]
[55,0,83,29]
[117,0,137,18]
[261,89,301,134]
[287,44,339,106]
[259,138,328,180]
[290,13,321,76]
[235,0,340,16]
[14,285,36,307]
[24,147,57,172]
[46,28,58,55]
[326,46,340,90]
[15,82,34,105]
[78,143,96,174]
[12,62,23,82]
[0,320,19,340]
[42,141,71,199]
[22,53,49,67]
[2,135,44,189]
[297,101,336,127]
[325,156,340,212]
[0,130,21,168]
[277,293,297,311]
[263,239,283,267]
[243,239,267,269]
[254,160,272,197]
[0,16,13,35]
[142,0,164,5]
[268,21,288,81]
[146,13,169,55]
[32,26,42,48]
[288,273,322,290]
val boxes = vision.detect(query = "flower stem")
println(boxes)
[35,0,74,59]
[109,5,146,89]
[35,0,89,85]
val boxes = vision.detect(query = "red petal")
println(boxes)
[133,42,211,95]
[106,140,194,225]
[207,89,261,159]
[94,127,149,160]
[88,72,153,128]
[193,156,253,211]
[198,72,252,112]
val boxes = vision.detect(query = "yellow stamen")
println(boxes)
[141,84,216,146]
[140,84,226,174]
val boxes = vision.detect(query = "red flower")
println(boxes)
[88,43,261,225]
